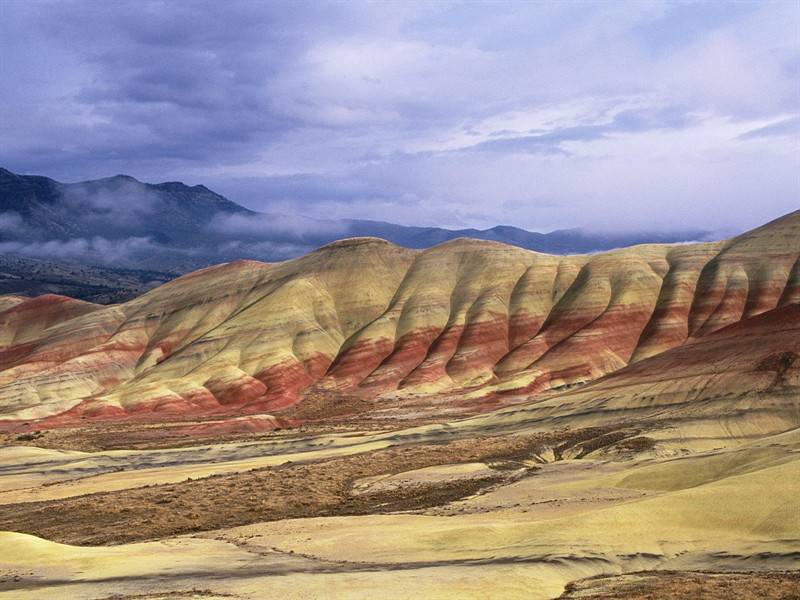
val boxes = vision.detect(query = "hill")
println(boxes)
[0,209,796,432]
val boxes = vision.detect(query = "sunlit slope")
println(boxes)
[0,211,797,426]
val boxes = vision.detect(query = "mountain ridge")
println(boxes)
[1,167,713,274]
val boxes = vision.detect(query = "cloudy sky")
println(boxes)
[1,0,798,233]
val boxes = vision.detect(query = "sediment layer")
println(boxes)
[0,211,797,429]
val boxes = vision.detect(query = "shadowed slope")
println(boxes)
[474,302,800,447]
[0,211,797,430]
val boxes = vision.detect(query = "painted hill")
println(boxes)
[0,210,796,431]
[471,301,800,449]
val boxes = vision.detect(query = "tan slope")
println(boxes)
[0,295,28,313]
[0,212,798,427]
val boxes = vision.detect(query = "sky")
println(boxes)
[0,0,798,234]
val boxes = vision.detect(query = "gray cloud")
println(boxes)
[208,212,347,241]
[457,105,699,155]
[0,1,798,234]
[217,240,314,261]
[0,212,27,234]
[736,116,800,141]
[60,179,159,226]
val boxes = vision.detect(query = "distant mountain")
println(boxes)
[0,167,712,275]
[345,220,709,254]
[0,167,251,271]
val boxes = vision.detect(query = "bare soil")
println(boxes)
[0,427,630,546]
[558,570,800,599]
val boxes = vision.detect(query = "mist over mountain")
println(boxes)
[1,167,712,276]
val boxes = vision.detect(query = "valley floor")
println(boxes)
[0,402,798,599]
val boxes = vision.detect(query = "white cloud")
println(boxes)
[0,236,159,265]
[208,212,346,239]
[0,212,27,233]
